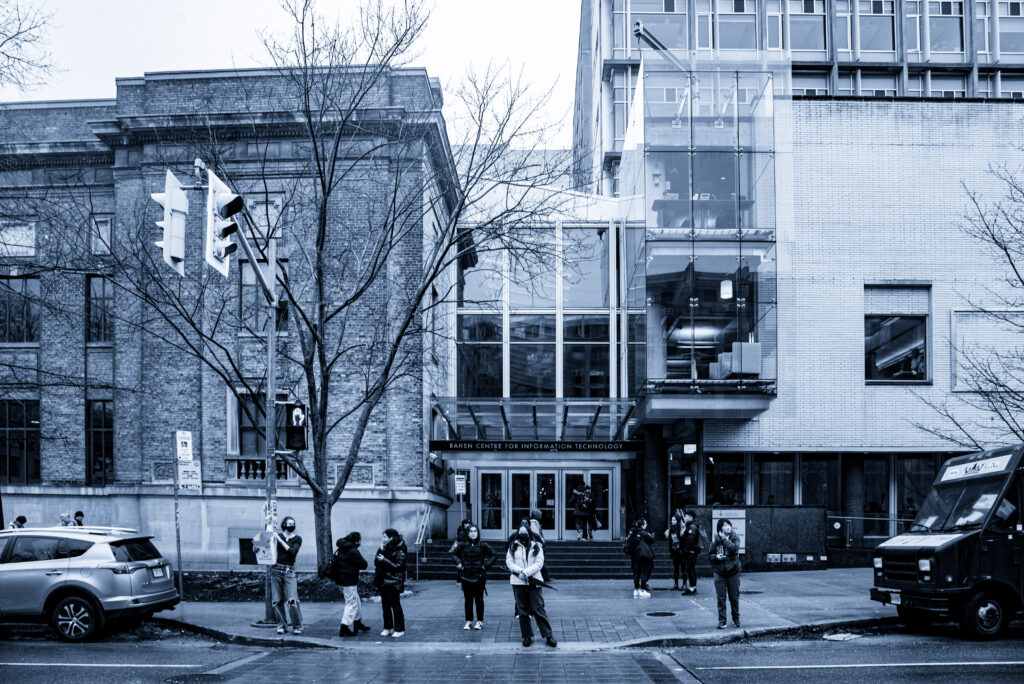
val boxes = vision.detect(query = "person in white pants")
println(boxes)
[332,532,370,637]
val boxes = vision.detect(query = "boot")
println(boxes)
[354,620,371,633]
[338,623,356,637]
[672,582,679,591]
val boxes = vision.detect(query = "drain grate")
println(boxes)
[646,611,677,617]
[740,590,763,595]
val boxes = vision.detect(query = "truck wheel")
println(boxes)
[896,604,935,630]
[960,591,1007,639]
[52,596,103,642]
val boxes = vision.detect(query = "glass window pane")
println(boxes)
[564,315,610,342]
[865,316,927,381]
[801,455,840,510]
[719,15,757,49]
[510,315,556,342]
[509,231,555,309]
[1000,17,1024,52]
[564,344,610,398]
[509,345,555,397]
[860,16,894,50]
[896,455,935,532]
[790,15,826,49]
[458,248,502,307]
[864,456,890,536]
[457,346,502,397]
[755,456,793,504]
[480,473,503,530]
[458,315,501,342]
[562,228,610,308]
[706,453,745,505]
[929,16,963,51]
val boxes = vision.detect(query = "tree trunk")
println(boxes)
[312,492,334,577]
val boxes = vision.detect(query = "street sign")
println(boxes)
[252,530,278,565]
[176,430,193,461]
[177,460,202,490]
[454,474,467,495]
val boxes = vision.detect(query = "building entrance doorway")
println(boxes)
[473,466,616,541]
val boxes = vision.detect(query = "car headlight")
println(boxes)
[873,557,883,569]
[918,558,931,572]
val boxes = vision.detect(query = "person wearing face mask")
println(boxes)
[452,524,494,630]
[505,522,556,648]
[331,531,370,637]
[374,528,407,638]
[271,516,303,635]
[710,518,741,629]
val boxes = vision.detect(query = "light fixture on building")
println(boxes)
[720,279,733,300]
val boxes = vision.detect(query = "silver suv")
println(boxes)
[0,527,180,641]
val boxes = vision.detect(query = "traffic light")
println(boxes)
[205,170,242,277]
[285,403,307,451]
[151,170,189,276]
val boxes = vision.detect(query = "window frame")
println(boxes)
[90,215,112,256]
[0,277,41,344]
[0,221,36,258]
[86,275,114,344]
[864,313,930,384]
[86,399,114,486]
[0,399,41,485]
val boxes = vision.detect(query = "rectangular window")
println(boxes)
[509,314,555,397]
[237,392,286,458]
[562,228,610,308]
[859,0,895,51]
[754,455,794,505]
[90,216,112,256]
[929,4,964,52]
[999,15,1024,52]
[457,315,503,397]
[509,231,555,309]
[860,73,897,96]
[0,222,36,258]
[865,315,928,381]
[86,276,114,343]
[563,315,610,398]
[801,454,840,511]
[930,73,966,97]
[790,15,826,50]
[0,399,40,484]
[86,400,114,486]
[0,277,40,343]
[896,455,936,532]
[457,246,503,308]
[836,72,855,95]
[976,1,991,53]
[706,453,745,506]
[792,72,829,95]
[905,1,922,52]
[239,261,287,334]
[718,4,757,50]
[1000,75,1024,98]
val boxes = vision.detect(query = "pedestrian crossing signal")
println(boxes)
[285,403,307,451]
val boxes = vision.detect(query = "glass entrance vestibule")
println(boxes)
[451,460,627,541]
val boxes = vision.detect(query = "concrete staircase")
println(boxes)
[410,539,712,580]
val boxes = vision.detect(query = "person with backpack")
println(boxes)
[568,482,593,541]
[374,528,408,638]
[624,518,655,597]
[452,523,494,630]
[448,518,472,584]
[664,509,684,591]
[679,510,703,596]
[330,532,370,637]
[710,518,742,629]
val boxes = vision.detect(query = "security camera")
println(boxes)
[428,452,439,462]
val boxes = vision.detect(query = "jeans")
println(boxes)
[632,557,653,589]
[462,580,485,621]
[380,586,405,631]
[574,515,591,539]
[714,571,741,625]
[671,556,683,584]
[682,553,698,588]
[270,565,302,628]
[341,585,362,627]
[512,585,552,639]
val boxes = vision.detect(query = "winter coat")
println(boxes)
[331,539,368,586]
[505,538,544,586]
[628,528,656,562]
[374,537,407,591]
[665,525,683,558]
[568,487,593,516]
[453,539,495,584]
[709,530,741,577]
[680,521,702,558]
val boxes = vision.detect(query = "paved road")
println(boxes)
[668,623,1024,684]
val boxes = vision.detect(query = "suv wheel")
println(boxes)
[53,596,102,642]
[960,591,1007,640]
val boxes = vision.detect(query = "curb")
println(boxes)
[153,615,901,651]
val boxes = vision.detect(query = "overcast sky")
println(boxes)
[1,0,582,148]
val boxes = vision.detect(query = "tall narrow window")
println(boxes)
[0,277,40,343]
[1000,1,1024,52]
[929,1,963,52]
[717,0,757,49]
[240,261,287,334]
[457,315,503,397]
[87,276,114,343]
[90,216,112,255]
[86,400,114,486]
[510,315,556,397]
[789,0,826,50]
[859,0,895,51]
[0,400,40,484]
[563,315,611,398]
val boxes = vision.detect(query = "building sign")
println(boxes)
[939,455,1013,482]
[454,474,467,495]
[176,430,193,461]
[429,440,644,452]
[177,460,201,490]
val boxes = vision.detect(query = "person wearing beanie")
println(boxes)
[331,531,370,637]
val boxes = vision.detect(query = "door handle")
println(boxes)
[44,571,63,576]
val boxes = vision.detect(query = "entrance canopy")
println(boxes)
[431,397,637,442]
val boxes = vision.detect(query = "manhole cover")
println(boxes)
[646,611,676,617]
[740,590,763,595]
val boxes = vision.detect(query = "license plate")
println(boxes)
[152,566,165,578]
[890,592,901,605]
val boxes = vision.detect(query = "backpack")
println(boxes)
[328,550,344,585]
[580,490,593,511]
[622,532,637,556]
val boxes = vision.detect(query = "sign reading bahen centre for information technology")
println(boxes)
[429,441,645,452]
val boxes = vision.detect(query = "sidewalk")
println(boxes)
[157,568,896,652]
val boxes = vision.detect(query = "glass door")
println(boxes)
[478,470,505,540]
[563,471,586,539]
[510,471,532,532]
[589,471,612,540]
[536,472,558,533]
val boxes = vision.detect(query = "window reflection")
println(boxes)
[564,315,611,398]
[510,315,556,397]
[755,455,793,505]
[458,315,502,397]
[860,16,895,51]
[706,453,745,505]
[563,228,610,308]
[458,248,502,307]
[865,315,927,381]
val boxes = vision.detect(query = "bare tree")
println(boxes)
[0,0,55,91]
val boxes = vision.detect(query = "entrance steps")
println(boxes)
[413,540,712,580]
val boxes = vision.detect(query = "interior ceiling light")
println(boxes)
[720,279,734,300]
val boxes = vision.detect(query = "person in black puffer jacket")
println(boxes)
[452,524,494,630]
[710,518,741,629]
[374,528,408,637]
[679,510,703,596]
[627,518,656,597]
[331,532,370,637]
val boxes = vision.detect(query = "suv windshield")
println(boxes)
[110,538,161,562]
[910,477,1004,532]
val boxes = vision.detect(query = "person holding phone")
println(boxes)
[710,518,741,629]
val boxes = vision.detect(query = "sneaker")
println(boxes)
[733,620,741,628]
[473,621,483,630]
[391,630,405,638]
[463,621,472,630]
[276,626,287,635]
[381,629,393,637]
[717,622,726,629]
[637,590,651,598]
[633,589,640,598]
[292,627,303,635]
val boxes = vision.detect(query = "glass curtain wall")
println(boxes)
[621,62,778,393]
